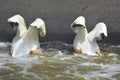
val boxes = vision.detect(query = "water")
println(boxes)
[0,41,120,80]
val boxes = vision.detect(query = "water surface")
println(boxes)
[0,41,120,80]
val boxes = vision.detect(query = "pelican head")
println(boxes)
[30,18,46,37]
[7,14,27,37]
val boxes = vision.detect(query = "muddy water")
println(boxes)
[0,41,120,80]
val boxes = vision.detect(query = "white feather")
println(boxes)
[88,22,107,42]
[8,15,46,57]
[71,16,86,33]
[72,16,107,56]
[8,14,27,38]
[13,18,46,57]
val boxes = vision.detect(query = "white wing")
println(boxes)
[71,16,86,33]
[88,22,107,41]
[11,18,45,57]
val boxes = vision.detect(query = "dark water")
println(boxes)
[0,41,120,80]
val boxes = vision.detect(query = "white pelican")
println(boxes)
[8,14,27,57]
[71,16,107,56]
[8,16,46,57]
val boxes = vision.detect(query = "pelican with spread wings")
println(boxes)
[8,15,46,57]
[71,16,107,56]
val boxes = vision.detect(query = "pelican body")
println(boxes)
[8,15,46,57]
[71,16,107,56]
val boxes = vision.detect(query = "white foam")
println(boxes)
[79,62,106,67]
[0,41,120,80]
[53,51,73,60]
[108,53,118,56]
[110,45,120,48]
[64,63,120,79]
[0,42,11,51]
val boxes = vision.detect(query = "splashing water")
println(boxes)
[0,41,120,80]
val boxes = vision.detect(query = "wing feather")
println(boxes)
[88,22,107,41]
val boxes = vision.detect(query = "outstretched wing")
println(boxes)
[71,16,86,34]
[88,22,107,41]
[30,18,46,37]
